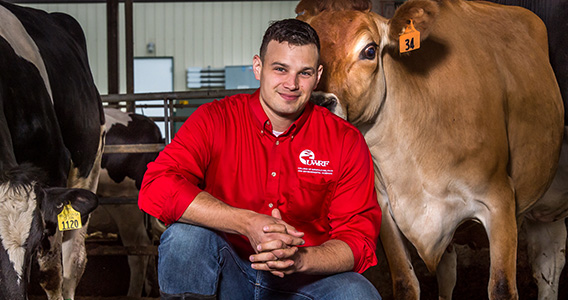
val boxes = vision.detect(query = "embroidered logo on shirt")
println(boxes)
[298,149,333,175]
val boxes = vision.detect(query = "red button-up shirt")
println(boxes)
[139,90,381,273]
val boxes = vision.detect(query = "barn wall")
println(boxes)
[23,1,298,94]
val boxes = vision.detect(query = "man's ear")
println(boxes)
[253,55,262,81]
[314,64,324,89]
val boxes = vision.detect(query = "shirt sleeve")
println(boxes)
[328,129,382,274]
[138,103,215,225]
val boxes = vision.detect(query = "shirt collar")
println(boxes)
[249,89,313,137]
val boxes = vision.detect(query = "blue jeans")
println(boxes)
[158,223,381,300]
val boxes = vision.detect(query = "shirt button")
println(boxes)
[260,130,264,134]
[275,141,280,146]
[268,203,274,208]
[271,172,276,177]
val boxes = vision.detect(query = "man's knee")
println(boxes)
[340,280,381,299]
[323,273,381,300]
[158,224,227,295]
[160,223,225,255]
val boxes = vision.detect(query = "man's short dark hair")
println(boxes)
[259,19,320,60]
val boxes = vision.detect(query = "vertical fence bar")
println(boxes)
[163,98,170,144]
[169,98,175,144]
[125,0,135,112]
[106,0,119,95]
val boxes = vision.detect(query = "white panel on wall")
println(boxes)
[134,57,173,138]
[22,1,298,94]
[135,1,298,92]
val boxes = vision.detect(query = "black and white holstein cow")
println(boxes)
[91,107,163,297]
[0,1,104,300]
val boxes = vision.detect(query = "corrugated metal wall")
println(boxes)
[24,1,298,94]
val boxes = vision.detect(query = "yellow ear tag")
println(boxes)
[399,19,421,53]
[57,204,82,231]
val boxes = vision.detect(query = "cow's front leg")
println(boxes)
[373,178,420,300]
[484,188,518,300]
[437,244,457,300]
[523,218,566,300]
[38,231,64,300]
[61,225,89,300]
[380,207,420,299]
[107,204,152,297]
[62,131,104,299]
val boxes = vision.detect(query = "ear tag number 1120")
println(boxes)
[58,204,82,231]
[399,19,421,53]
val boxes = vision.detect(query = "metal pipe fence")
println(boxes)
[101,88,256,144]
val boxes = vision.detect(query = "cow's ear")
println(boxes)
[296,0,371,20]
[387,0,439,48]
[41,187,99,226]
[295,0,319,20]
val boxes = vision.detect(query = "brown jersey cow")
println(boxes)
[298,0,565,299]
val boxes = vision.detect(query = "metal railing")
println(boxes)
[101,88,256,144]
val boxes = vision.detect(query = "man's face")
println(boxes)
[253,40,322,129]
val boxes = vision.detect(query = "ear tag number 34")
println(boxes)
[58,204,82,231]
[399,19,421,53]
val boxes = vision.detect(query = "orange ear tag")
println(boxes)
[399,19,421,53]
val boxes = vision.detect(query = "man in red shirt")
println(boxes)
[139,19,382,300]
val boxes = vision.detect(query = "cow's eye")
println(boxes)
[360,43,377,60]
